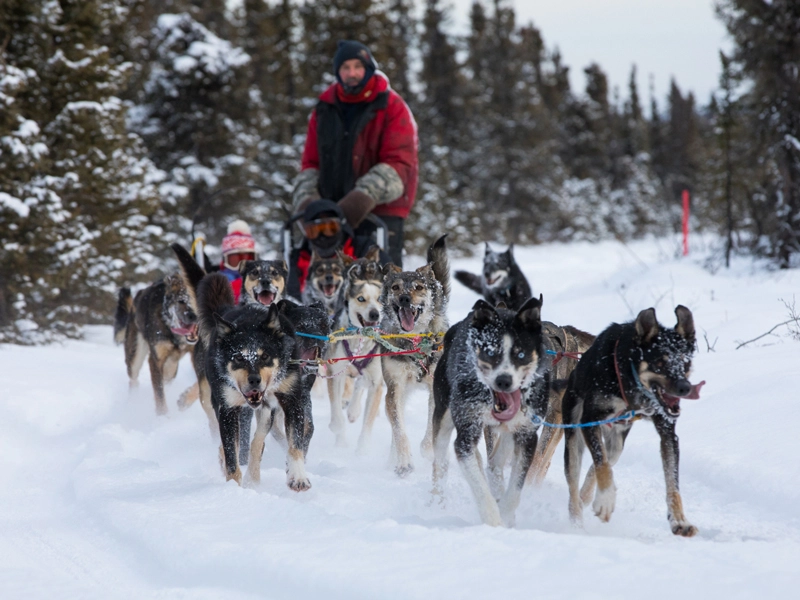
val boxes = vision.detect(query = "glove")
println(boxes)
[338,189,377,228]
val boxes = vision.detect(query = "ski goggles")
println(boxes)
[303,217,343,240]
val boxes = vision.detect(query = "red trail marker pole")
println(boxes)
[682,189,690,256]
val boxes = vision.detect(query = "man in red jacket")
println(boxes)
[292,40,418,267]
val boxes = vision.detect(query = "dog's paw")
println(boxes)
[346,398,362,423]
[287,476,312,492]
[419,439,434,461]
[670,520,698,537]
[395,463,414,477]
[592,486,616,522]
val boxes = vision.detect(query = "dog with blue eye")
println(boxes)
[431,296,548,526]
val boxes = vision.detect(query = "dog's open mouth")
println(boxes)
[256,289,276,306]
[171,322,199,344]
[396,306,420,332]
[357,314,379,328]
[492,389,522,422]
[299,346,320,373]
[320,283,339,298]
[243,388,265,407]
[653,380,706,417]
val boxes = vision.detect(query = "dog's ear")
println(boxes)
[515,294,542,331]
[484,242,491,256]
[365,245,381,263]
[496,301,508,310]
[506,243,514,256]
[347,261,363,282]
[212,312,236,337]
[337,249,354,267]
[416,263,433,278]
[262,303,286,334]
[471,299,498,328]
[635,308,659,344]
[382,262,402,277]
[674,305,696,345]
[311,249,322,263]
[237,260,250,275]
[279,260,289,275]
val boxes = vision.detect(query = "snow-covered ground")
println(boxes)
[2,235,799,599]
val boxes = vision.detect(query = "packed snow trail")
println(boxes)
[1,237,799,599]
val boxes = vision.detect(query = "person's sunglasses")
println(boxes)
[225,252,255,268]
[303,217,342,240]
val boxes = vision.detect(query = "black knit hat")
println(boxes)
[333,40,377,93]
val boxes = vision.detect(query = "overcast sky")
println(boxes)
[450,0,730,108]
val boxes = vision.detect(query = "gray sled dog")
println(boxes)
[114,274,199,415]
[380,234,449,476]
[562,306,705,536]
[326,247,385,451]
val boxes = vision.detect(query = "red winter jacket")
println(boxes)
[300,73,418,219]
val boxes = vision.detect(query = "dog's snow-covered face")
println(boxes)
[483,243,515,290]
[634,306,705,418]
[467,297,543,423]
[381,263,441,333]
[239,259,287,307]
[214,305,293,408]
[163,273,199,344]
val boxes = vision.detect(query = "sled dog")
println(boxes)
[114,274,198,415]
[454,243,532,311]
[302,251,346,318]
[562,305,705,536]
[431,297,547,526]
[380,235,449,476]
[172,243,295,485]
[239,259,288,307]
[245,299,330,490]
[326,247,385,451]
[525,322,596,485]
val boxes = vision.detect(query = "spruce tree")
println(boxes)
[716,0,800,267]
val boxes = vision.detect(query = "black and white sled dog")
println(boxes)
[245,298,330,490]
[238,259,288,307]
[431,296,548,526]
[114,273,199,415]
[326,247,385,451]
[302,250,346,318]
[454,243,532,311]
[177,258,289,446]
[380,235,449,476]
[172,244,295,486]
[562,305,705,536]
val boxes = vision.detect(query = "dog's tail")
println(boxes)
[427,234,450,302]
[196,273,236,345]
[171,243,206,310]
[454,270,483,296]
[113,287,133,345]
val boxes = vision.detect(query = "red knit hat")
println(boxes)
[221,220,256,256]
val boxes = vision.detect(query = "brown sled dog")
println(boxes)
[525,322,596,485]
[114,274,199,415]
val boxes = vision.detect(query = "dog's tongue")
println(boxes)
[323,284,336,297]
[257,290,275,306]
[398,307,416,332]
[171,323,198,339]
[492,389,522,422]
[684,380,706,400]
